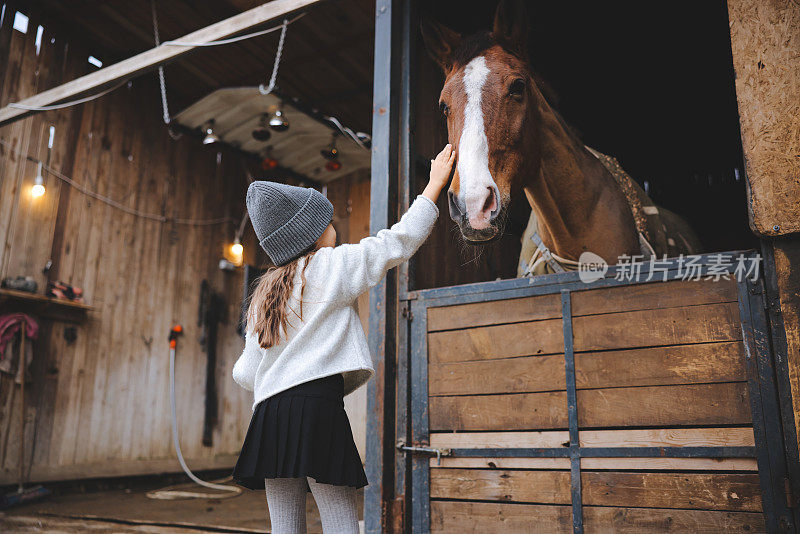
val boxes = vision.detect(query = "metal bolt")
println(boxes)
[773,225,780,232]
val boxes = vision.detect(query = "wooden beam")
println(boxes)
[0,0,324,127]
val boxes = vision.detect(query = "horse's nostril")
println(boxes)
[448,190,465,219]
[482,187,494,213]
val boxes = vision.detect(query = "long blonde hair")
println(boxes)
[247,250,316,348]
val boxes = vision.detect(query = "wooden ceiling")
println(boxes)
[26,0,375,133]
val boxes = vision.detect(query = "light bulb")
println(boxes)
[202,120,219,144]
[31,162,45,197]
[231,242,243,256]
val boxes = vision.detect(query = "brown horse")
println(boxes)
[422,0,700,272]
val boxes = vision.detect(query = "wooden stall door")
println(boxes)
[404,255,795,533]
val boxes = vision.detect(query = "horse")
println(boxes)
[422,0,701,275]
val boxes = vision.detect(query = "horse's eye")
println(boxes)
[439,101,449,116]
[509,79,525,97]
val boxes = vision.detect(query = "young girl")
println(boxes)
[232,144,456,533]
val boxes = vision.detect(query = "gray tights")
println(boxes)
[264,477,359,534]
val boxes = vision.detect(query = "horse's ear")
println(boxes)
[493,0,528,59]
[421,18,461,71]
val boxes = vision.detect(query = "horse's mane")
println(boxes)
[451,31,585,145]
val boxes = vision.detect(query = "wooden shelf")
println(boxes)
[0,288,93,323]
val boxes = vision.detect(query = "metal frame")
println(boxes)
[401,255,796,533]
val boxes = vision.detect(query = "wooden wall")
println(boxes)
[0,7,372,484]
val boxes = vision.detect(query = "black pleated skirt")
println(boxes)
[232,373,368,490]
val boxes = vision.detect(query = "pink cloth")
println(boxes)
[0,313,39,357]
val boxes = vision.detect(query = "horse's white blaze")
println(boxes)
[457,56,497,230]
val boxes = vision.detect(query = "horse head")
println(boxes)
[422,0,535,243]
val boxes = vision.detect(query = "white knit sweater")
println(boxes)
[232,195,439,409]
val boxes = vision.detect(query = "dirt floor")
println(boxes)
[0,480,364,533]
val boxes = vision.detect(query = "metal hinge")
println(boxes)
[401,303,413,321]
[396,440,451,465]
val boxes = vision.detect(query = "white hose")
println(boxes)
[147,344,241,500]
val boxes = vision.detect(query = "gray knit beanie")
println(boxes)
[246,181,334,266]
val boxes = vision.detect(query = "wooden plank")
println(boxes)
[430,391,568,431]
[431,501,571,533]
[430,431,569,449]
[579,383,751,428]
[430,383,750,431]
[427,292,561,332]
[0,0,325,127]
[430,468,571,504]
[428,318,563,363]
[575,341,746,389]
[580,427,755,448]
[431,427,754,449]
[430,354,565,395]
[433,457,758,471]
[727,0,800,236]
[431,501,765,533]
[582,472,762,512]
[584,506,765,533]
[429,341,746,396]
[571,278,738,317]
[573,302,741,351]
[431,469,762,512]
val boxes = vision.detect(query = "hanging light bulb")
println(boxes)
[268,104,289,132]
[325,160,342,172]
[201,120,219,144]
[31,162,45,198]
[320,133,339,161]
[231,237,244,257]
[251,114,271,142]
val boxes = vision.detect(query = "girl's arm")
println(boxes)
[323,145,455,304]
[232,331,261,391]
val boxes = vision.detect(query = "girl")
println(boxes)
[232,144,456,533]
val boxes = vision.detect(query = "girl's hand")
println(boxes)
[423,144,455,203]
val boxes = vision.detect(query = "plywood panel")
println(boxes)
[728,0,800,236]
[431,501,765,533]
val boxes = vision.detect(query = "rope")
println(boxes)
[0,137,234,226]
[163,13,305,47]
[259,18,289,95]
[8,81,127,111]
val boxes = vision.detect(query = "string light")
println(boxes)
[231,237,244,258]
[31,162,45,197]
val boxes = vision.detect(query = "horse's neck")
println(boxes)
[522,99,640,263]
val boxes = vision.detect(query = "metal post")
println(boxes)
[366,0,399,531]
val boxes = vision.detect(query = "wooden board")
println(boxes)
[430,427,755,449]
[429,341,746,396]
[428,318,563,363]
[431,469,762,512]
[431,501,765,533]
[433,457,758,471]
[430,382,750,431]
[571,279,738,317]
[573,302,741,351]
[727,0,800,236]
[427,292,561,332]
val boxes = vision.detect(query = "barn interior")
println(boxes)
[0,0,776,531]
[412,0,755,290]
[0,0,375,531]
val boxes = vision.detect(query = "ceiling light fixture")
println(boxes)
[268,104,289,132]
[201,120,219,144]
[320,133,339,161]
[31,162,45,197]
